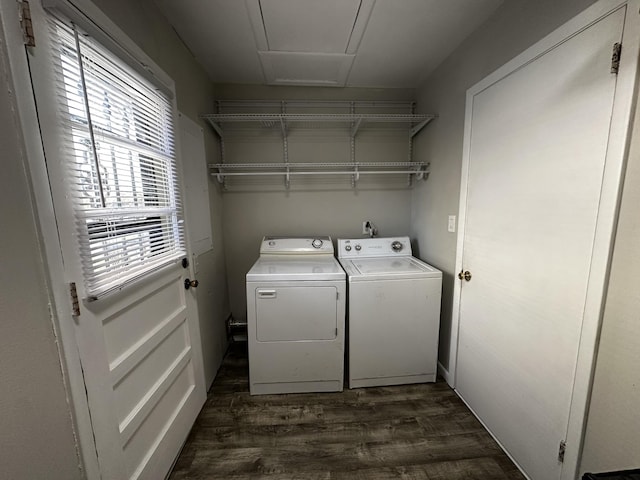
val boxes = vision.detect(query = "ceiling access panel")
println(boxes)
[246,0,375,86]
[259,0,361,53]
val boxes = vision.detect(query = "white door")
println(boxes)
[26,4,205,479]
[456,7,625,480]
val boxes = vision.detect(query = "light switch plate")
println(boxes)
[448,215,456,233]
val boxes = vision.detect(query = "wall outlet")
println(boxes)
[362,221,369,234]
[448,215,457,233]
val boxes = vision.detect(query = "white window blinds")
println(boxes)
[48,15,185,299]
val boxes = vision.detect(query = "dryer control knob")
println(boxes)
[345,245,352,251]
[311,239,323,249]
[355,244,362,251]
[391,241,403,252]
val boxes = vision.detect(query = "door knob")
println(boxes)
[184,278,199,290]
[458,270,472,281]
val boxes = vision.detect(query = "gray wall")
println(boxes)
[214,84,417,318]
[90,0,231,386]
[411,0,599,374]
[0,16,82,480]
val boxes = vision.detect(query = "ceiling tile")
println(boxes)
[259,51,355,86]
[259,0,361,53]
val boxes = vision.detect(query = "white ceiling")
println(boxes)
[153,0,504,89]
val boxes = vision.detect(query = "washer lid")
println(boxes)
[341,256,442,280]
[247,255,345,282]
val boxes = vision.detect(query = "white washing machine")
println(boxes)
[246,236,346,395]
[337,237,442,388]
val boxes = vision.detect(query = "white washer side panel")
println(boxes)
[247,280,346,394]
[348,277,442,387]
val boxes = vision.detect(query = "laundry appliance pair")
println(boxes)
[245,236,442,395]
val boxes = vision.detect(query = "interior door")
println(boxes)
[25,3,206,479]
[456,8,624,480]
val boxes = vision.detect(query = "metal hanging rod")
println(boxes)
[203,113,435,123]
[211,162,427,169]
[209,162,430,187]
[212,170,426,177]
[215,100,417,109]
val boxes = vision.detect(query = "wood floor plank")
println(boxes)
[169,342,526,480]
[197,398,469,428]
[206,384,455,409]
[185,417,426,449]
[183,412,484,452]
[186,433,505,474]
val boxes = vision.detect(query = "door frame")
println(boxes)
[449,1,640,478]
[0,0,200,477]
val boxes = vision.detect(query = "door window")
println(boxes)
[48,15,185,299]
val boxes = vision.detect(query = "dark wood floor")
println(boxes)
[170,342,525,480]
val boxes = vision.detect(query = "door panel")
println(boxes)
[179,113,213,257]
[113,317,191,425]
[103,278,184,364]
[26,3,206,479]
[255,286,338,341]
[122,359,197,475]
[457,8,624,480]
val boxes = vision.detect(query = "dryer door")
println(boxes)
[255,286,337,341]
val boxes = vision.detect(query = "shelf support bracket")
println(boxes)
[209,120,224,139]
[410,116,435,137]
[416,162,430,181]
[284,165,290,189]
[280,102,289,164]
[350,103,358,185]
[350,116,363,138]
[281,118,289,164]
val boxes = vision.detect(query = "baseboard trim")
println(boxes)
[438,361,453,387]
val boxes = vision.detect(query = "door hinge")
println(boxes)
[18,0,35,47]
[69,282,81,316]
[558,440,566,463]
[336,292,339,300]
[611,42,622,74]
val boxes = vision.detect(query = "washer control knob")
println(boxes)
[391,241,403,252]
[311,239,323,249]
[345,245,352,251]
[355,244,362,251]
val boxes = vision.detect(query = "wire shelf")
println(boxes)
[202,100,436,189]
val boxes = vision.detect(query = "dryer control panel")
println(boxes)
[260,236,334,255]
[337,237,413,258]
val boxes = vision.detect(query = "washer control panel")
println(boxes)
[260,236,334,255]
[337,237,412,258]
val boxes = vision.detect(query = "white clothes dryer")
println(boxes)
[246,236,346,395]
[337,237,442,388]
